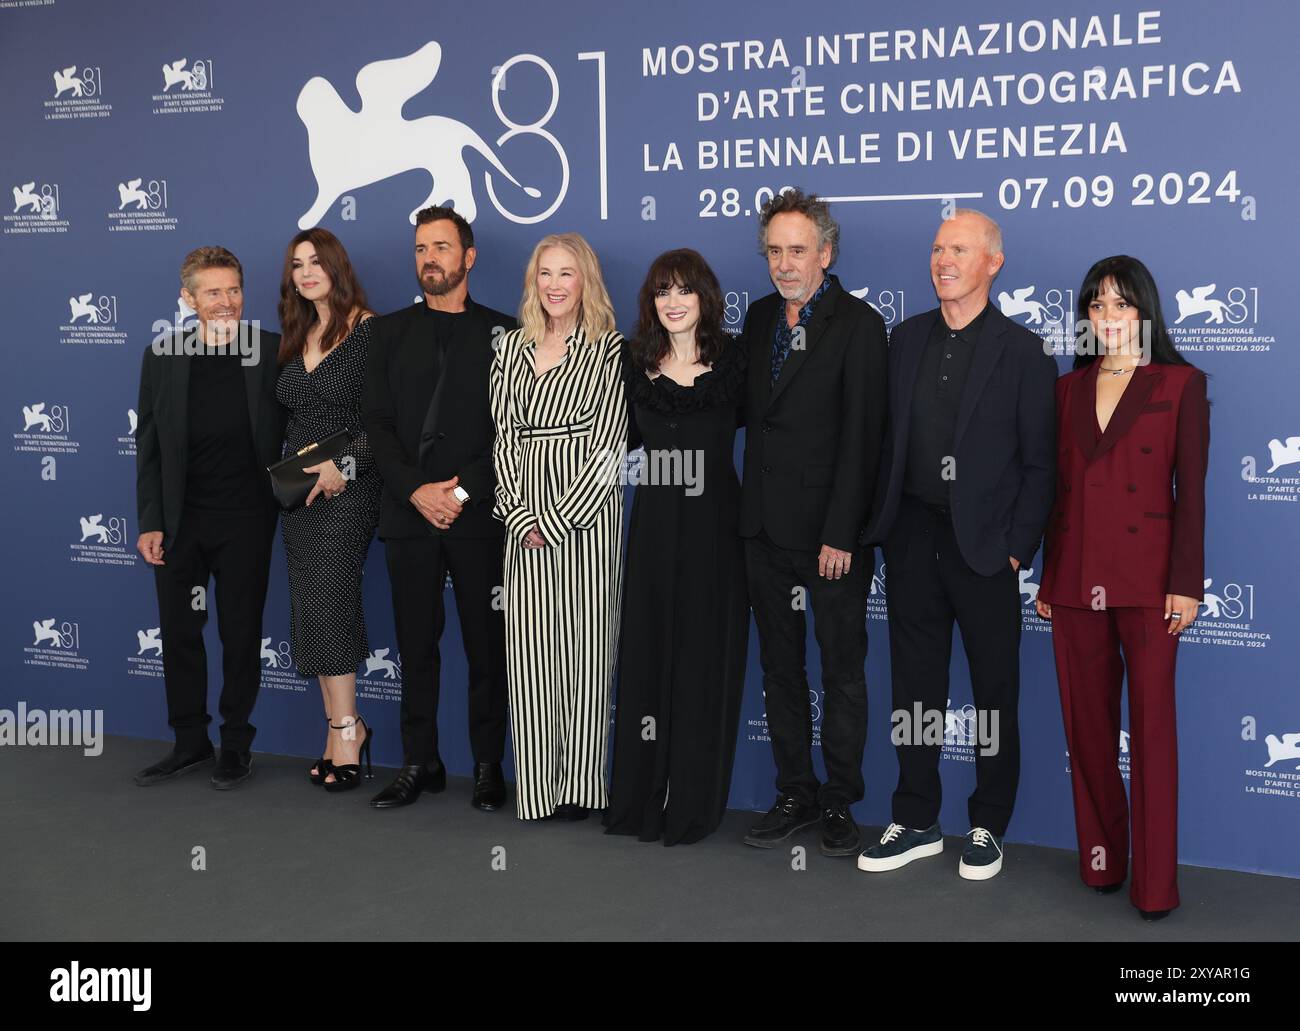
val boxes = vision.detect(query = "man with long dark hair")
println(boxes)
[362,206,516,811]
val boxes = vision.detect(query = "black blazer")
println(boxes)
[135,324,286,550]
[865,303,1058,576]
[739,276,889,552]
[362,297,516,540]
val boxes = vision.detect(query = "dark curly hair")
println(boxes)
[630,249,730,372]
[757,187,839,268]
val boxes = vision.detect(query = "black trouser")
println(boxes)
[883,497,1022,835]
[744,530,869,808]
[153,506,277,754]
[384,534,507,766]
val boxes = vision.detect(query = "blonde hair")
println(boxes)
[518,233,616,345]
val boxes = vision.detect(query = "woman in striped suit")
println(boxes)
[490,233,627,820]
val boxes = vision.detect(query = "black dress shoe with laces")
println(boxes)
[470,762,507,811]
[134,744,215,786]
[369,760,446,808]
[743,794,820,848]
[210,749,252,790]
[820,804,861,856]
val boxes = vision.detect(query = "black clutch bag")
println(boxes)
[266,429,352,510]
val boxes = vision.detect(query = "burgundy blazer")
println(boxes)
[1039,360,1209,609]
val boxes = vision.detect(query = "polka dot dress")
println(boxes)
[276,317,382,677]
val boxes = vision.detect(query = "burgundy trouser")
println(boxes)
[1051,604,1181,912]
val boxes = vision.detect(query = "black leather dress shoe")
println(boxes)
[471,762,507,811]
[1094,882,1125,895]
[369,761,446,808]
[210,749,252,790]
[1139,908,1172,922]
[819,804,861,856]
[134,744,215,786]
[743,795,820,848]
[551,803,588,821]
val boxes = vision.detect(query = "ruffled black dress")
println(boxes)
[604,341,750,845]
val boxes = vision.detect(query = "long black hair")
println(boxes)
[629,249,731,372]
[1074,255,1193,371]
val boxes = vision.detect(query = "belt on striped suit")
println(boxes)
[517,422,593,441]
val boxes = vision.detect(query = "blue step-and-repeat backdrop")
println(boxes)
[3,0,1296,878]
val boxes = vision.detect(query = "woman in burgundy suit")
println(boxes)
[1037,255,1209,922]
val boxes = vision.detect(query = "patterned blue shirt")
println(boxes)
[771,274,834,385]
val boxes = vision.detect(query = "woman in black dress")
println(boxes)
[605,249,749,844]
[277,228,381,790]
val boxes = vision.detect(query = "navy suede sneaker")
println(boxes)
[857,822,943,872]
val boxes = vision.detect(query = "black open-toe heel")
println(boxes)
[309,716,332,785]
[323,716,374,793]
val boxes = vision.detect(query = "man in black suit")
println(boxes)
[859,209,1056,880]
[738,189,888,857]
[134,246,286,790]
[362,205,515,812]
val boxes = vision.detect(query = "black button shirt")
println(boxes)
[903,303,989,507]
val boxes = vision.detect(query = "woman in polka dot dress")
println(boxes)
[276,228,381,791]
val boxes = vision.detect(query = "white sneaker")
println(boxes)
[958,827,1004,880]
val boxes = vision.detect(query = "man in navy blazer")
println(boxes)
[860,210,1056,880]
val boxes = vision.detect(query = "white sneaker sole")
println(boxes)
[857,838,944,872]
[958,854,1003,880]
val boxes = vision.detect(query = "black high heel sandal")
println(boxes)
[309,716,332,785]
[323,716,374,793]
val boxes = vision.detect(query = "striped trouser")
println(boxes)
[502,497,622,819]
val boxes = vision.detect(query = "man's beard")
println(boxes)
[775,278,806,303]
[420,260,467,297]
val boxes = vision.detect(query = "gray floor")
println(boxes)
[4,735,1295,941]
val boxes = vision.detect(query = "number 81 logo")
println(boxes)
[486,55,568,225]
